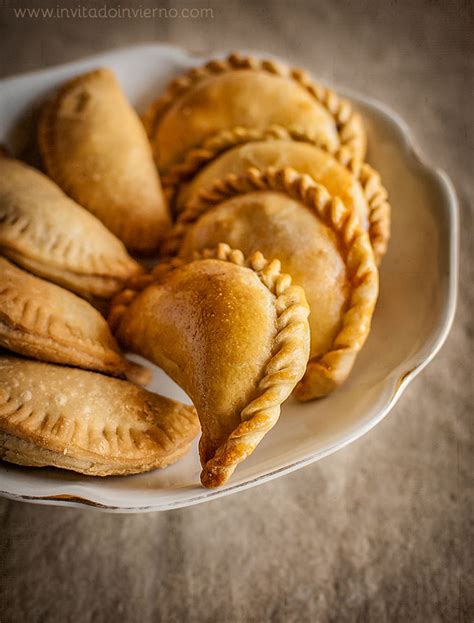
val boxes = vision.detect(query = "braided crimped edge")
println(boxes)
[161,125,332,199]
[142,52,366,162]
[109,242,310,488]
[356,163,390,263]
[162,167,379,400]
[162,125,390,263]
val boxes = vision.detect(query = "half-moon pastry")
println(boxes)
[164,127,390,263]
[0,356,199,476]
[0,257,148,383]
[143,53,366,172]
[109,244,310,487]
[164,168,379,400]
[0,156,142,299]
[39,68,170,253]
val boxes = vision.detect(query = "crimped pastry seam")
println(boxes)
[162,167,379,399]
[109,242,310,486]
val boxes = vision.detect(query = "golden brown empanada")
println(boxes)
[0,355,199,476]
[143,53,366,173]
[109,244,310,487]
[164,126,390,263]
[0,156,142,299]
[39,68,170,253]
[164,168,379,401]
[0,257,148,383]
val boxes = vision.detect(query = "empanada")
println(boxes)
[163,168,379,400]
[143,53,366,172]
[0,356,199,476]
[164,127,390,263]
[109,244,310,487]
[0,257,148,383]
[39,68,170,253]
[0,156,142,299]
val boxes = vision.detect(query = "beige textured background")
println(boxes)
[0,1,472,621]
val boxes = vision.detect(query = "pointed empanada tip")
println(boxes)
[200,466,230,488]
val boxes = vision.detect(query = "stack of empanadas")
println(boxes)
[0,53,390,488]
[0,72,196,479]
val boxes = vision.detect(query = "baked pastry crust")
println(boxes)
[0,156,142,299]
[0,356,199,476]
[163,126,390,263]
[143,53,366,172]
[163,168,379,400]
[0,257,148,383]
[38,68,170,253]
[109,243,310,487]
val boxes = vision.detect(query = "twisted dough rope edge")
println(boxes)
[37,69,165,255]
[142,52,366,163]
[161,125,390,264]
[162,126,332,199]
[108,242,310,488]
[162,166,379,400]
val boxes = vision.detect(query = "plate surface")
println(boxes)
[0,44,458,512]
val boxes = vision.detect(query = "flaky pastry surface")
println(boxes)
[0,356,199,476]
[0,156,141,299]
[0,258,147,383]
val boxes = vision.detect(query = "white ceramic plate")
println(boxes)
[0,44,458,512]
